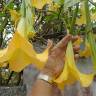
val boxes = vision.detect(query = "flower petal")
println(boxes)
[0,32,48,72]
[32,0,52,9]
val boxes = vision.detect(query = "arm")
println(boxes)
[31,35,79,96]
[31,79,53,96]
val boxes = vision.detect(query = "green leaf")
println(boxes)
[64,0,81,10]
[0,13,6,17]
[44,13,58,22]
[7,2,14,9]
[4,0,14,10]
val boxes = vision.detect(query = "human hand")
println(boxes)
[42,35,80,79]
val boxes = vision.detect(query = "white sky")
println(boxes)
[93,0,96,2]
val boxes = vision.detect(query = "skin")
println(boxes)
[31,34,80,96]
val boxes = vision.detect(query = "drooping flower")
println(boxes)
[80,39,91,58]
[0,0,46,71]
[0,32,49,72]
[54,42,94,89]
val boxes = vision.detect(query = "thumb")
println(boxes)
[47,39,53,50]
[46,39,54,55]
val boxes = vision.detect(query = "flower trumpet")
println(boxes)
[0,32,49,72]
[80,39,91,58]
[54,41,94,89]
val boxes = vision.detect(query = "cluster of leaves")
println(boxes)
[32,0,96,45]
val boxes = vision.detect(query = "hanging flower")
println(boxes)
[54,42,94,89]
[80,39,91,58]
[0,32,49,72]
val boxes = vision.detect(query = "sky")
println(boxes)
[93,0,96,2]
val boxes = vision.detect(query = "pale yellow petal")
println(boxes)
[80,40,91,58]
[73,37,83,46]
[79,72,94,87]
[32,0,52,9]
[67,42,93,87]
[0,32,48,72]
[55,41,94,89]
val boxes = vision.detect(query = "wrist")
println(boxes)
[41,67,64,79]
[41,68,54,78]
[37,72,53,84]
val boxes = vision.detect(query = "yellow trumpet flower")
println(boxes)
[0,33,93,88]
[54,42,94,89]
[0,0,41,72]
[32,0,52,9]
[0,32,49,72]
[80,40,91,58]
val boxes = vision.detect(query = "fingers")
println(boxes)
[53,35,79,50]
[47,39,54,55]
[74,54,79,60]
[73,45,80,60]
[72,35,79,43]
[73,45,80,52]
[47,39,53,49]
[54,34,72,49]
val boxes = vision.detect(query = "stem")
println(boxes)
[6,71,14,85]
[0,69,2,85]
[3,0,14,11]
[58,4,63,20]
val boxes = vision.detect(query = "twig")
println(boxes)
[6,71,14,85]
